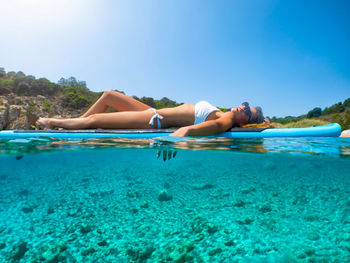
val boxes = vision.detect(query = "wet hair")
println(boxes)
[249,106,264,124]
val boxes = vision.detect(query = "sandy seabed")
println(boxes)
[1,149,350,262]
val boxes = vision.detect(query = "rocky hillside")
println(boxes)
[0,68,183,130]
[0,94,80,130]
[0,68,100,130]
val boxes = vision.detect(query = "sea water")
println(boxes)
[0,137,350,262]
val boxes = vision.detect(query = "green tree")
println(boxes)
[139,97,156,108]
[344,98,350,107]
[322,102,345,115]
[307,107,322,118]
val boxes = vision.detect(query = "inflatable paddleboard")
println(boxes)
[0,123,341,139]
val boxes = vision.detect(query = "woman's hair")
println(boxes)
[250,106,264,124]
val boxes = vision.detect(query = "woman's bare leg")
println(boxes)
[80,90,152,117]
[38,110,156,130]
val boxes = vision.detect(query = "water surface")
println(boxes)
[0,137,350,262]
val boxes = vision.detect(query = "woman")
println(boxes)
[37,90,264,137]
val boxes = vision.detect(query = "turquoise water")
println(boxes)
[1,137,350,262]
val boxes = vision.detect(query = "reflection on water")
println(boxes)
[0,136,349,158]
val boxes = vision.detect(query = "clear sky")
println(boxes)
[1,0,349,117]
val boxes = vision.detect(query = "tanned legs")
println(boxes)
[80,90,151,117]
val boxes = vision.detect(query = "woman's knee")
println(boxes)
[103,89,114,97]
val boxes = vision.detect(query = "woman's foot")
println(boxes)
[36,117,54,129]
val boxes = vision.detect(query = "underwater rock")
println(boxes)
[9,241,28,261]
[224,240,235,247]
[22,205,34,213]
[81,247,95,256]
[182,241,194,252]
[47,205,55,214]
[163,182,171,189]
[127,245,155,261]
[237,217,254,225]
[192,183,215,190]
[233,200,247,208]
[0,242,6,249]
[259,204,272,213]
[173,253,194,263]
[304,213,319,222]
[140,201,149,208]
[80,223,93,234]
[97,240,108,247]
[207,223,219,234]
[158,189,173,201]
[208,247,223,256]
[15,155,24,160]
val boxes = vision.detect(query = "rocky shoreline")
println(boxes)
[0,95,79,130]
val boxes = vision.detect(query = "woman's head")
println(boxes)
[231,102,264,126]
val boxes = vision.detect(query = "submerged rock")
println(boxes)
[81,247,95,256]
[233,200,247,208]
[208,247,223,256]
[237,217,254,225]
[140,201,149,208]
[80,223,93,234]
[158,189,173,201]
[127,246,155,261]
[97,240,108,247]
[207,223,219,234]
[22,205,34,213]
[9,241,28,261]
[259,204,272,213]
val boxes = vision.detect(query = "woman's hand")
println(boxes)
[169,126,189,137]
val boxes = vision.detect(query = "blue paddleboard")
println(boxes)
[0,123,341,139]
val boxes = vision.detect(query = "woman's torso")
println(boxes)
[157,103,223,128]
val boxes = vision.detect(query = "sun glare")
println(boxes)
[1,0,97,33]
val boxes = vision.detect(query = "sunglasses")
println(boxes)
[242,102,252,121]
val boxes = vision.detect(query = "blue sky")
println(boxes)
[0,0,349,117]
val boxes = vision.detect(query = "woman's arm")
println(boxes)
[170,112,234,137]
